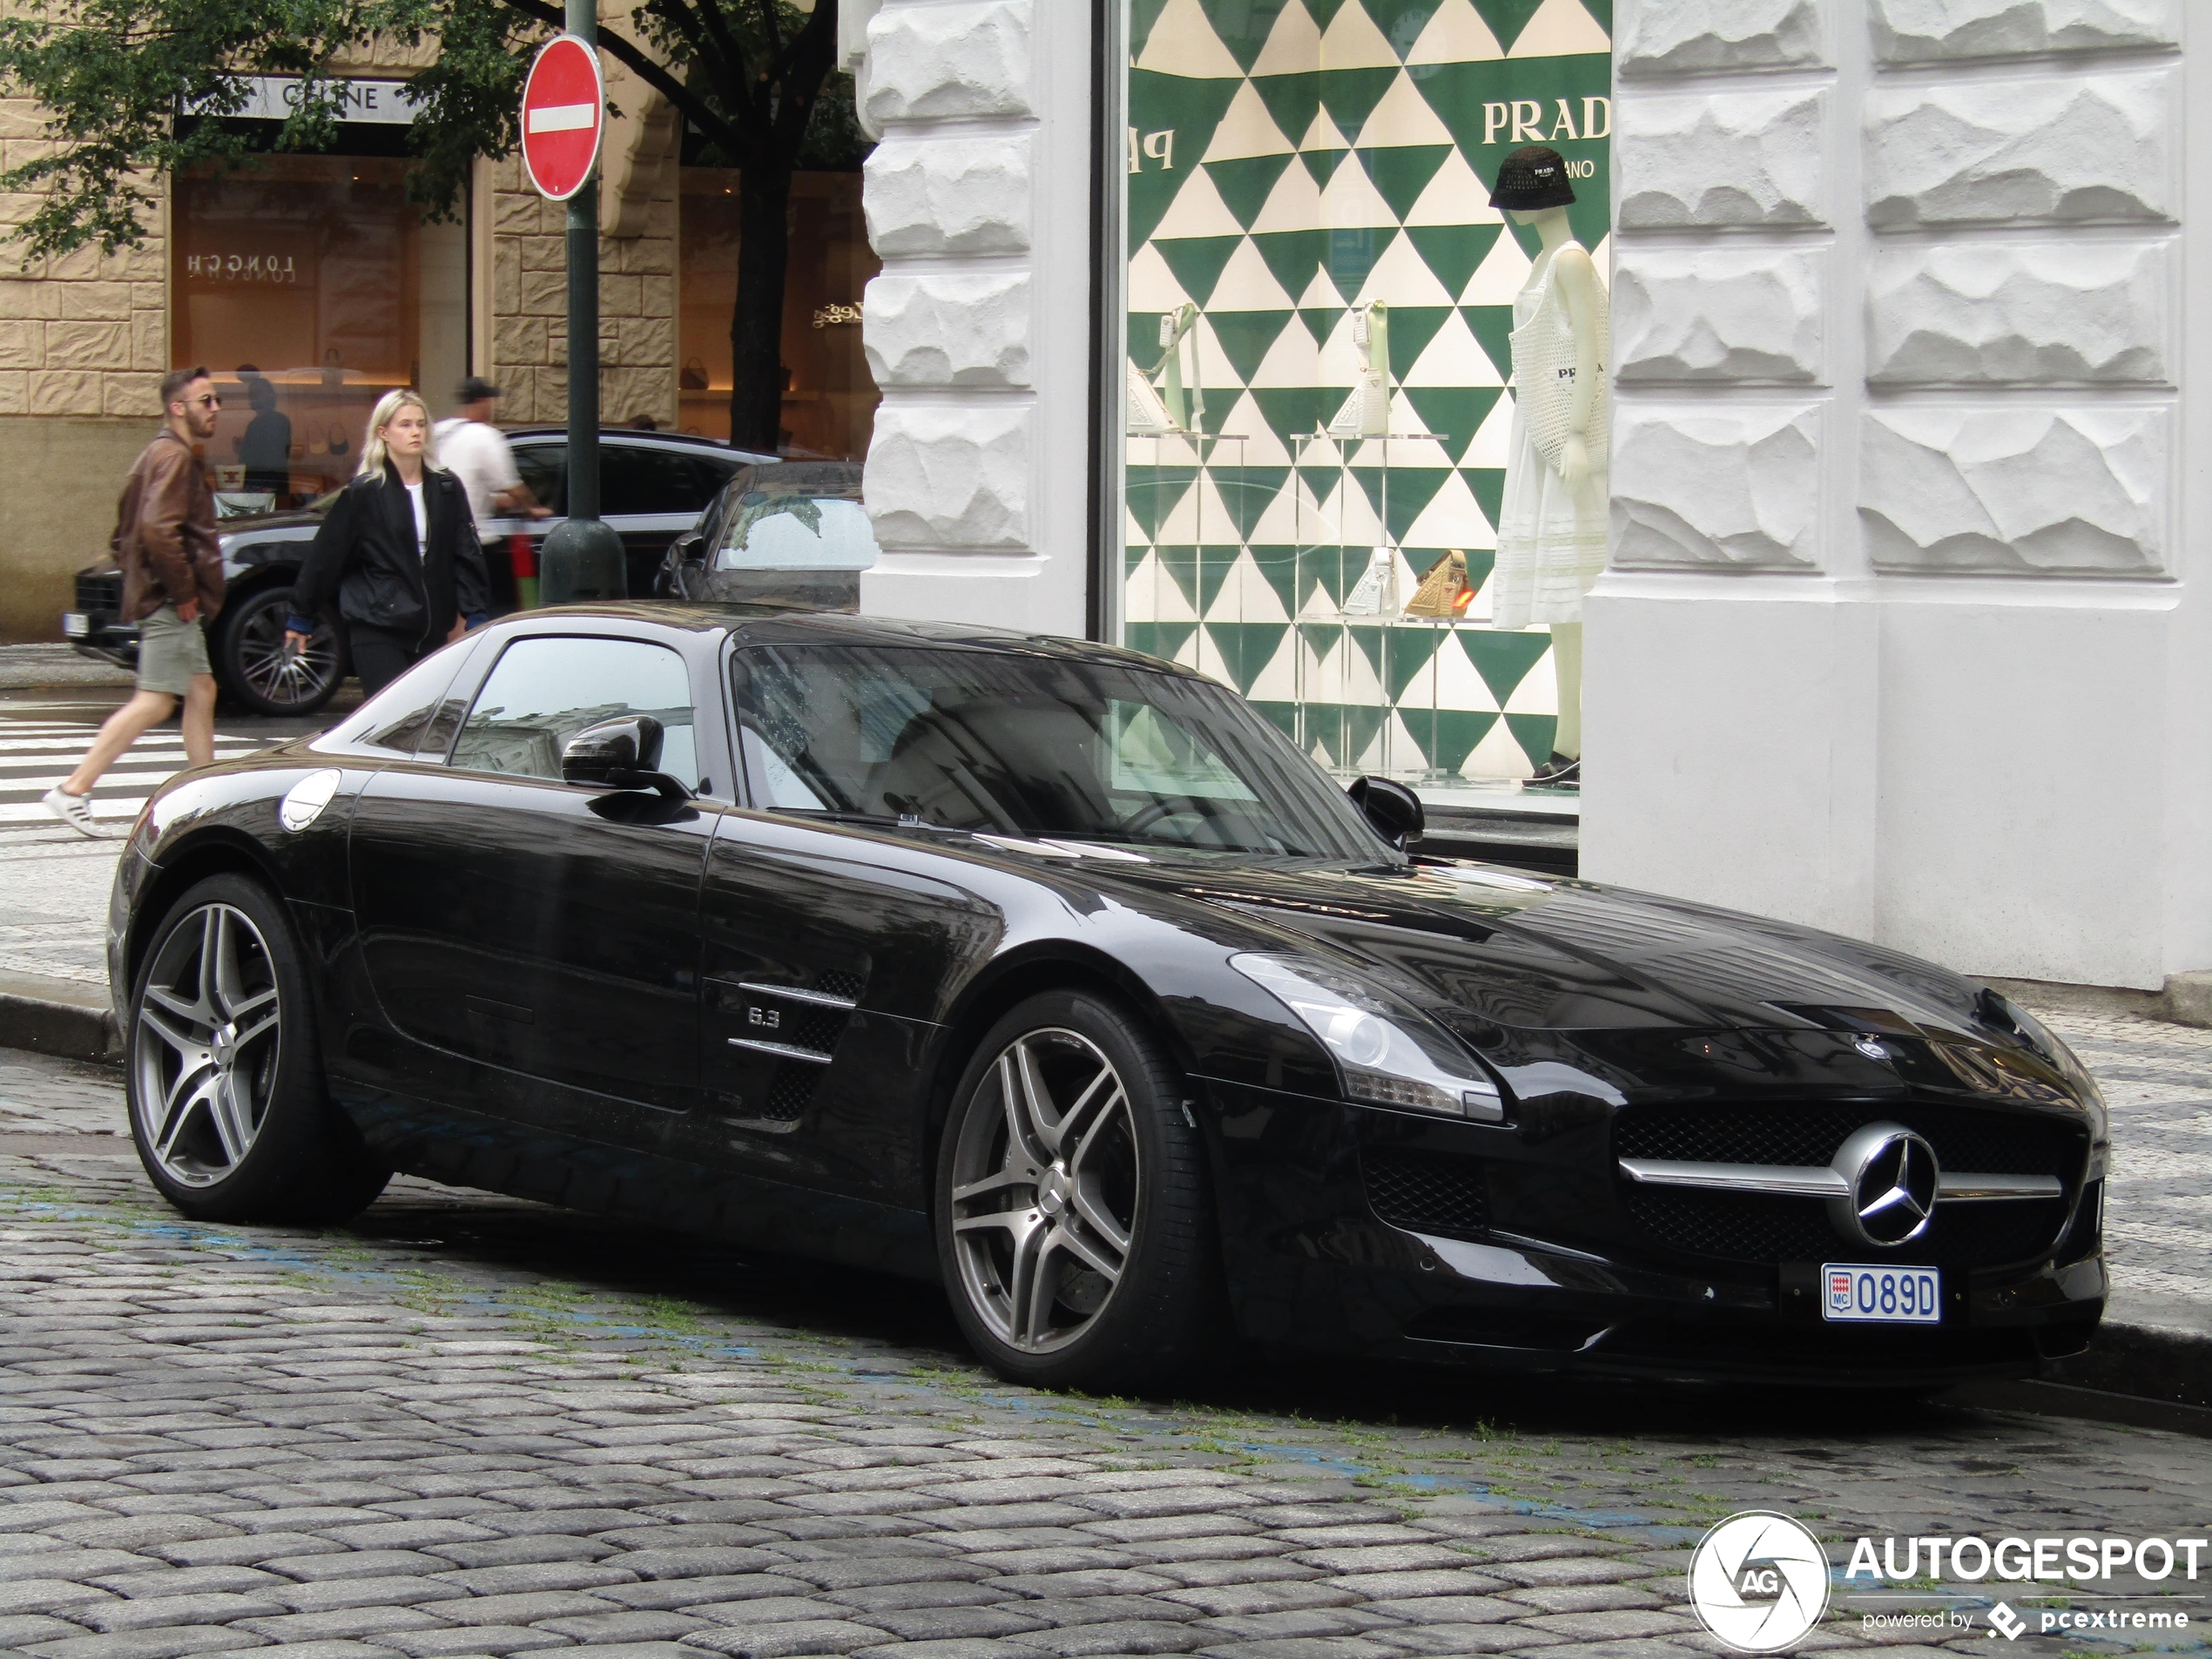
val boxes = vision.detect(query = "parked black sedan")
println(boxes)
[108,605,2108,1392]
[66,429,769,715]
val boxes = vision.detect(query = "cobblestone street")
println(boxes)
[2,1052,2209,1659]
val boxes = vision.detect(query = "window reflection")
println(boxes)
[454,637,698,787]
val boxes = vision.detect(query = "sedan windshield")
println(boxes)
[732,644,1391,860]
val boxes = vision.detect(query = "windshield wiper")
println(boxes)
[774,808,958,832]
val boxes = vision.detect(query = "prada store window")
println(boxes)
[678,168,878,460]
[172,152,469,512]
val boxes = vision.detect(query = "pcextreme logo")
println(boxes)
[1688,1512,1832,1654]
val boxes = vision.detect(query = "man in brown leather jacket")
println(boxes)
[44,366,226,837]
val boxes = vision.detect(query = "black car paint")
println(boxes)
[109,604,2107,1386]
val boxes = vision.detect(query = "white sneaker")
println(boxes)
[42,786,112,839]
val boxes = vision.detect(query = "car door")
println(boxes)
[348,630,718,1142]
[687,648,1001,1208]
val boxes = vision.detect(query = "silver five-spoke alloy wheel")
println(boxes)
[949,1028,1141,1353]
[133,902,283,1186]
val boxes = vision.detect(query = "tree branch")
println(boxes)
[499,0,743,154]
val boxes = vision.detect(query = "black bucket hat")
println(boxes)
[1488,145,1576,210]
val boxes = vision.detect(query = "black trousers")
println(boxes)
[347,626,434,698]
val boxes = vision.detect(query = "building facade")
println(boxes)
[851,0,2209,995]
[0,17,877,642]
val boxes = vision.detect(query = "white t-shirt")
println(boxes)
[435,417,523,543]
[404,480,428,559]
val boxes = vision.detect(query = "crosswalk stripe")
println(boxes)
[0,718,280,837]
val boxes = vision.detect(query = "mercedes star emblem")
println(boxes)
[1826,1122,1939,1248]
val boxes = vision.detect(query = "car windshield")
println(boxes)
[711,463,877,571]
[732,644,1392,860]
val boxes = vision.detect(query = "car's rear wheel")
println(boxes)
[935,989,1220,1391]
[128,873,388,1224]
[218,584,344,716]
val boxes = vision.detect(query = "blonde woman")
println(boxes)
[285,389,489,696]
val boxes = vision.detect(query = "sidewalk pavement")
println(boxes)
[1,762,2205,1407]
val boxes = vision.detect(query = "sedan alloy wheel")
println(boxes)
[949,1028,1141,1353]
[132,901,283,1186]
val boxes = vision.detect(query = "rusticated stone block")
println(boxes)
[1871,0,2177,63]
[1867,240,2168,384]
[1615,89,1828,228]
[1865,71,2173,228]
[103,371,158,416]
[43,320,128,371]
[1859,407,2167,574]
[1611,403,1822,569]
[1613,247,1822,383]
[1616,0,1824,75]
[863,272,1032,389]
[865,136,1032,256]
[866,402,1031,550]
[129,313,164,372]
[56,281,131,322]
[0,280,57,320]
[0,319,37,368]
[863,0,1032,125]
[0,370,25,413]
[27,368,100,415]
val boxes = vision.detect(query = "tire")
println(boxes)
[216,583,344,717]
[934,989,1221,1391]
[127,873,388,1224]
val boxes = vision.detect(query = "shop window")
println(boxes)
[1116,0,1613,787]
[172,154,469,513]
[678,169,879,460]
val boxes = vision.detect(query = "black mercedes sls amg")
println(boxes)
[109,604,2108,1391]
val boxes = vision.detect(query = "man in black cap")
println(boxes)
[435,376,550,555]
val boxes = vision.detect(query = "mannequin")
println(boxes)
[1487,145,1608,785]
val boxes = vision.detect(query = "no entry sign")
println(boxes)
[520,34,604,201]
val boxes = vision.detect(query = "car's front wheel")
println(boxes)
[217,584,344,717]
[934,989,1220,1391]
[128,873,388,1224]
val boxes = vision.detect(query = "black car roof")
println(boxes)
[502,427,777,460]
[506,601,1204,676]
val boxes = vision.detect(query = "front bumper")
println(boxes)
[1198,1077,2105,1387]
[64,610,139,669]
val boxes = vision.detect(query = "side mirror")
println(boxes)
[562,716,689,799]
[1348,775,1422,851]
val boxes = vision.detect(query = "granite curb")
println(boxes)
[0,971,118,1062]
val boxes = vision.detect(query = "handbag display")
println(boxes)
[680,357,710,391]
[1508,256,1608,475]
[1403,549,1474,619]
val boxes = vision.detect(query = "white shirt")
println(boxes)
[435,417,523,544]
[404,481,428,560]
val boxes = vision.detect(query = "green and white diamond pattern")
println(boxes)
[1122,0,1612,779]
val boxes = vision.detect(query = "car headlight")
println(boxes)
[1985,990,2107,1140]
[1231,953,1503,1122]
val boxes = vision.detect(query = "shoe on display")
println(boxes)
[1528,754,1581,787]
[42,786,113,838]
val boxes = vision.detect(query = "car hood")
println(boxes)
[1101,853,2000,1040]
[219,508,325,539]
[1088,853,2082,1109]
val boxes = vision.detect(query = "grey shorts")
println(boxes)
[137,604,212,697]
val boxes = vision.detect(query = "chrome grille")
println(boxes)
[1615,1103,2085,1179]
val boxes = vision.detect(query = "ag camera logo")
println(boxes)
[1689,1511,1832,1653]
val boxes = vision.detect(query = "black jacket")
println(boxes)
[289,469,488,645]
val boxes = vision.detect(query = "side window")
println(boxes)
[310,647,470,759]
[513,443,566,516]
[450,637,698,787]
[603,446,716,517]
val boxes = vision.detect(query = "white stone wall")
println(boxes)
[856,0,1090,635]
[1586,0,2202,989]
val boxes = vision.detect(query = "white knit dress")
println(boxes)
[1490,246,1608,631]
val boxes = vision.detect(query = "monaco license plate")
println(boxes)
[62,612,89,637]
[1823,1264,1941,1324]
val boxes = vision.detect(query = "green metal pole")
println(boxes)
[541,0,626,601]
[566,0,598,523]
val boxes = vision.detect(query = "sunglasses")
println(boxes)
[183,394,222,409]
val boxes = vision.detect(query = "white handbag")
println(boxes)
[1508,254,1608,475]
